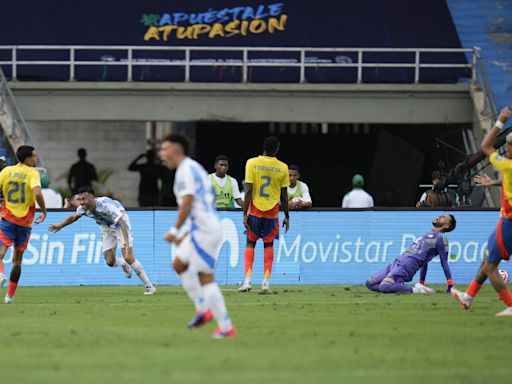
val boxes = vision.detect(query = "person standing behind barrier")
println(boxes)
[36,170,62,208]
[68,148,97,193]
[240,136,290,294]
[128,150,160,207]
[209,155,243,209]
[342,174,374,208]
[287,165,312,209]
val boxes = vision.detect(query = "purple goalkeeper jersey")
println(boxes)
[396,230,452,282]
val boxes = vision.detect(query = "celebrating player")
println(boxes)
[366,215,456,294]
[159,134,236,338]
[0,145,47,304]
[451,107,512,316]
[48,187,156,295]
[239,136,290,294]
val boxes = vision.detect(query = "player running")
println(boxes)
[0,145,47,303]
[159,134,236,339]
[451,107,512,316]
[366,215,456,294]
[239,136,290,294]
[48,187,156,295]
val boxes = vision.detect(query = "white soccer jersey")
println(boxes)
[174,157,220,232]
[76,197,130,230]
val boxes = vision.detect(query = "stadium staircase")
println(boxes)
[447,0,512,114]
[0,67,40,164]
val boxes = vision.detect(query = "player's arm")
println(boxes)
[164,195,193,244]
[419,263,428,285]
[299,184,312,209]
[437,235,454,292]
[48,213,81,232]
[231,178,244,208]
[280,187,289,233]
[474,174,501,187]
[243,183,253,229]
[481,107,511,157]
[33,186,47,224]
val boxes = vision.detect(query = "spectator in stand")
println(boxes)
[160,165,175,207]
[68,148,97,192]
[37,170,63,208]
[342,174,374,208]
[128,149,160,207]
[287,165,312,209]
[416,171,459,208]
[209,155,243,209]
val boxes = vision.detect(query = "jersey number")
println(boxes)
[7,181,26,204]
[259,176,271,198]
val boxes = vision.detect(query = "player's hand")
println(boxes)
[35,213,46,225]
[163,232,176,243]
[48,223,61,233]
[474,174,494,187]
[498,106,511,124]
[282,216,290,233]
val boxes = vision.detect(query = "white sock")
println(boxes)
[180,269,207,313]
[113,258,127,267]
[130,259,152,287]
[243,276,251,285]
[203,282,232,331]
[463,292,474,304]
[262,278,270,287]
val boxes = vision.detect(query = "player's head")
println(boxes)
[506,132,512,157]
[289,164,300,186]
[159,134,190,170]
[78,148,87,160]
[64,193,80,209]
[263,136,280,156]
[431,170,442,185]
[352,174,365,188]
[16,145,37,167]
[432,214,456,233]
[77,186,95,210]
[214,155,229,177]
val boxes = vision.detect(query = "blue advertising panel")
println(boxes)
[0,0,466,83]
[1,210,506,287]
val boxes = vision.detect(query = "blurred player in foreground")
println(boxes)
[366,215,456,294]
[240,136,290,294]
[159,134,236,338]
[48,187,156,295]
[0,146,46,303]
[451,107,512,316]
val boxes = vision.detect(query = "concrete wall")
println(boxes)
[28,121,147,207]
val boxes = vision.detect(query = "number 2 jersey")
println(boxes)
[0,163,41,227]
[245,156,289,218]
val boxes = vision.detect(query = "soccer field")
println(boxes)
[0,285,510,384]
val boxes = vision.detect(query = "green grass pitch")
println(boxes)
[0,285,510,384]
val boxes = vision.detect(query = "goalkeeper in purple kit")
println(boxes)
[366,215,456,294]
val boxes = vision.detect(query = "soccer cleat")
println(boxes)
[414,283,434,295]
[122,264,132,279]
[238,283,252,292]
[260,285,273,294]
[144,285,156,295]
[187,310,214,329]
[0,275,6,290]
[4,295,13,304]
[495,307,512,317]
[212,326,237,339]
[451,288,471,310]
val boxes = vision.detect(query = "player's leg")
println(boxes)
[240,225,257,292]
[483,260,512,316]
[0,245,8,289]
[173,237,211,328]
[366,264,391,292]
[102,228,131,277]
[121,246,155,294]
[4,248,23,303]
[378,276,414,293]
[259,218,279,293]
[451,260,487,309]
[198,272,236,338]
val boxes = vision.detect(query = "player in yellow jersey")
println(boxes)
[240,136,289,293]
[0,146,46,303]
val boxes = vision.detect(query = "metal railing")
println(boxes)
[472,48,498,117]
[0,45,475,84]
[0,67,42,164]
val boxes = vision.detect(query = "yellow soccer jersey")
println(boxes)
[0,164,41,227]
[245,156,289,212]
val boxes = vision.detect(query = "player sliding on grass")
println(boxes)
[48,187,156,295]
[451,107,512,317]
[366,215,456,294]
[159,134,236,339]
[0,146,47,303]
